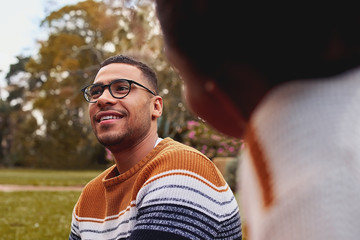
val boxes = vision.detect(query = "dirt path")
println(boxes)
[0,184,84,192]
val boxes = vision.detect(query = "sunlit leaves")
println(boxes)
[1,0,194,168]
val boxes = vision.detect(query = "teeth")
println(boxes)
[100,115,121,121]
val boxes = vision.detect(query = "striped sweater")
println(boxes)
[69,138,242,240]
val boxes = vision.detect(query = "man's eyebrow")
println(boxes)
[93,79,129,85]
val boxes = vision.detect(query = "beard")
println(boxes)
[97,131,129,147]
[94,116,152,151]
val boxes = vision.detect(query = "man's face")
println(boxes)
[88,63,156,148]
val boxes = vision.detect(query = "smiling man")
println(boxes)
[68,55,242,240]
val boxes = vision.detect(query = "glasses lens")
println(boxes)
[111,80,130,98]
[86,85,103,102]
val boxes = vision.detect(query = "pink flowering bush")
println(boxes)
[105,148,115,162]
[181,120,243,159]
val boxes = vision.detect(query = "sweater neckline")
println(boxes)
[102,137,171,188]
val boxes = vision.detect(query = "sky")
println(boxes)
[0,0,81,99]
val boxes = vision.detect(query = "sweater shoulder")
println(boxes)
[141,138,226,187]
[156,137,208,158]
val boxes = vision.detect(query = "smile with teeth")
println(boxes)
[99,115,123,122]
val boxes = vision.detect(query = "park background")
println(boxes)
[0,0,244,239]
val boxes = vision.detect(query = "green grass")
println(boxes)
[0,191,81,240]
[0,168,103,186]
[0,168,104,239]
[0,168,245,239]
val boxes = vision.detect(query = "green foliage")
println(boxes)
[0,0,238,170]
[5,56,30,83]
[0,100,11,164]
[224,156,240,192]
[0,191,80,240]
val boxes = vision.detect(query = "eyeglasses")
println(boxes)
[81,79,156,103]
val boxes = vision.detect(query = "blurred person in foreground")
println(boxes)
[155,1,360,239]
[69,54,242,240]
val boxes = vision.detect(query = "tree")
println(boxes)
[2,0,238,169]
[0,56,37,167]
[0,99,11,165]
[1,0,193,169]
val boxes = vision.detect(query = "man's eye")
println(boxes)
[90,87,102,96]
[114,86,129,92]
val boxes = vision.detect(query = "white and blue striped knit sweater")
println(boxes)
[69,138,242,240]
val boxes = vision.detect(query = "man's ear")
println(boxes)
[152,96,163,119]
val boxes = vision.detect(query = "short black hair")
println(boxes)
[156,1,360,86]
[101,54,158,94]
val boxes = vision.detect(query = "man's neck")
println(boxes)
[110,132,160,174]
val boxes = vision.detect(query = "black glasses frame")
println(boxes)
[81,79,156,103]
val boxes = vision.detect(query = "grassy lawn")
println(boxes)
[0,191,80,240]
[0,168,103,240]
[0,168,103,186]
[0,168,246,239]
